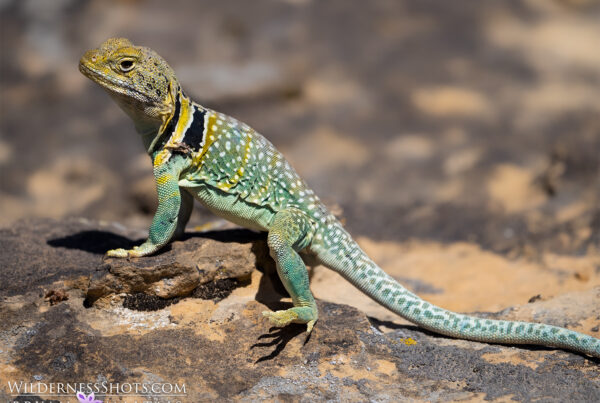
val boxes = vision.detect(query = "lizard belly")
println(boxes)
[181,182,275,232]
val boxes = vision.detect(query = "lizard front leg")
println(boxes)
[107,158,188,258]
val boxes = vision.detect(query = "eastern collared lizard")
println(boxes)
[79,38,600,358]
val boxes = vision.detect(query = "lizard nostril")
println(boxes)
[91,56,96,62]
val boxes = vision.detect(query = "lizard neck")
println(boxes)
[142,85,191,155]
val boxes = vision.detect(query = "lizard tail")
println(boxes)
[314,224,600,358]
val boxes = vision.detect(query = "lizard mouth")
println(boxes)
[79,62,152,103]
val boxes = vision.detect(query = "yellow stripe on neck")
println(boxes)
[153,93,194,167]
[171,94,193,144]
[192,113,219,166]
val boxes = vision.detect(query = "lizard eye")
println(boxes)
[119,59,135,72]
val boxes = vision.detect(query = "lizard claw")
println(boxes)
[306,319,316,334]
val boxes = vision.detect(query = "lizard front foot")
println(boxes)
[106,243,158,258]
[106,248,130,258]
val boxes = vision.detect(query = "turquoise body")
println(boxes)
[110,89,600,359]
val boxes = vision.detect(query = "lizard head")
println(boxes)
[79,38,178,134]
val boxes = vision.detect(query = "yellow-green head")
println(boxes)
[79,38,178,135]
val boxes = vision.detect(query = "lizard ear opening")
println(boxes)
[168,81,179,101]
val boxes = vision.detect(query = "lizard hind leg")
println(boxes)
[262,208,318,333]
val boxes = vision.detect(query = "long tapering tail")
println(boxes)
[313,223,600,358]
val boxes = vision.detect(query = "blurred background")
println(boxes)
[1,0,599,262]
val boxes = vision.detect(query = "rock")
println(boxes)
[0,217,140,299]
[86,229,269,306]
[0,218,599,402]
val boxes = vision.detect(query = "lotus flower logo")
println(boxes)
[76,391,102,403]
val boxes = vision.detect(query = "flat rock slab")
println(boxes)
[87,228,270,305]
[0,219,599,402]
[0,217,141,298]
[0,217,270,303]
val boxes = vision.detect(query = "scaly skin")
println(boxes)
[79,38,600,358]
